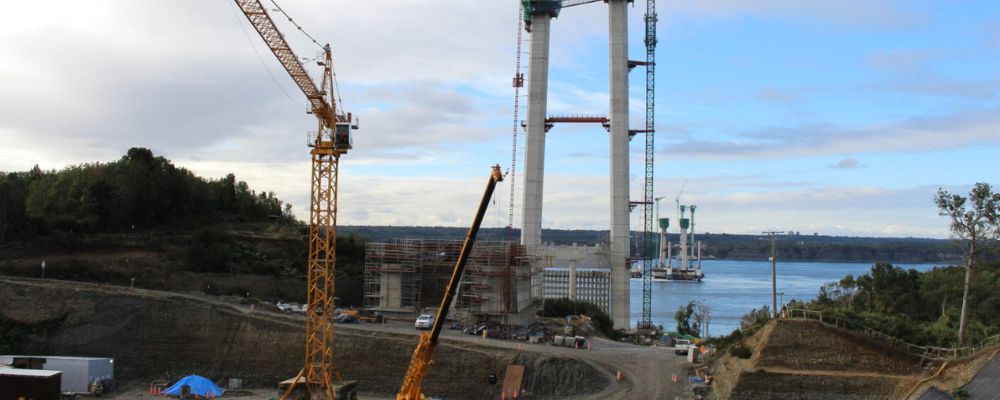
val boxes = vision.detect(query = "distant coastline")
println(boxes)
[340,225,961,265]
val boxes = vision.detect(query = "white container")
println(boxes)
[0,355,113,393]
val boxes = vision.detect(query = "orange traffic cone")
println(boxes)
[616,370,622,381]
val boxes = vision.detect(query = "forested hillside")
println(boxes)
[0,147,290,244]
[792,261,1000,347]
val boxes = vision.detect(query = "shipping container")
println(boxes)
[0,356,114,394]
[0,368,61,400]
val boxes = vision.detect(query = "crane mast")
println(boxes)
[234,1,355,398]
[638,0,657,330]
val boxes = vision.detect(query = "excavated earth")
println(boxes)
[0,277,610,399]
[713,319,931,400]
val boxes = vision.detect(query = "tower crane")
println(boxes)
[397,166,504,400]
[233,1,357,398]
[639,0,657,329]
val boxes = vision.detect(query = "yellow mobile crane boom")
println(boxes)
[233,1,357,398]
[397,165,504,400]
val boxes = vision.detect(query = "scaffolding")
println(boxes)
[364,239,535,322]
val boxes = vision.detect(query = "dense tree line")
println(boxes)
[0,148,290,243]
[803,261,1000,347]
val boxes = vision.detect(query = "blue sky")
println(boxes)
[0,0,997,238]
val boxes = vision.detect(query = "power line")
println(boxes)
[269,0,325,51]
[268,0,347,113]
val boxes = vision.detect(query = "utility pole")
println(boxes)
[762,231,784,318]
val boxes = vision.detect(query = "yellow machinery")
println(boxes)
[397,165,504,400]
[233,1,356,398]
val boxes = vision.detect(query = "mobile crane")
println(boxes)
[397,165,504,400]
[233,1,357,398]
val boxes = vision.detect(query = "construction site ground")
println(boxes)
[0,276,693,399]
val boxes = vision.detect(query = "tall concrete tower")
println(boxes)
[607,0,631,329]
[520,0,632,329]
[521,12,552,250]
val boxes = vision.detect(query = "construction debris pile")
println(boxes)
[447,315,599,348]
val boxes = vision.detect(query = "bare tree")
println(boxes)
[935,183,1000,345]
[695,301,712,338]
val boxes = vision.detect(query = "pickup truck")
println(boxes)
[674,339,694,355]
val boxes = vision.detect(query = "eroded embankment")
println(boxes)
[0,277,609,399]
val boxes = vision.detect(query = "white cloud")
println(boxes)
[667,0,923,30]
[664,107,1000,160]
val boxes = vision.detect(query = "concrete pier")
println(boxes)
[608,0,630,329]
[521,12,552,250]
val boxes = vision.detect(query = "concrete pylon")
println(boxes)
[608,0,630,330]
[521,12,552,250]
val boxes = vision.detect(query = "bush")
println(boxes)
[542,298,617,338]
[729,345,752,359]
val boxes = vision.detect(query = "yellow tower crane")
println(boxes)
[233,1,357,398]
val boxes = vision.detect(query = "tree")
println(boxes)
[675,301,697,337]
[936,183,1000,345]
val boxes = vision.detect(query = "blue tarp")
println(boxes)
[164,375,225,397]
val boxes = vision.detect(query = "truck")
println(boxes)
[674,339,694,355]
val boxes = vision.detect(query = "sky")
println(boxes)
[1,0,998,239]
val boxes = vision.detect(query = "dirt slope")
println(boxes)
[713,319,930,400]
[0,277,609,399]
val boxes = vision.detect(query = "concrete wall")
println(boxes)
[379,271,402,309]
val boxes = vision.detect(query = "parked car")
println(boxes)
[414,315,433,330]
[334,314,359,324]
[674,339,694,355]
[276,301,295,313]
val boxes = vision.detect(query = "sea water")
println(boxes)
[628,259,942,336]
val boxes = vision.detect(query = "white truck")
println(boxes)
[674,339,694,355]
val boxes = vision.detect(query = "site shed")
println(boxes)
[0,368,62,400]
[0,355,114,393]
